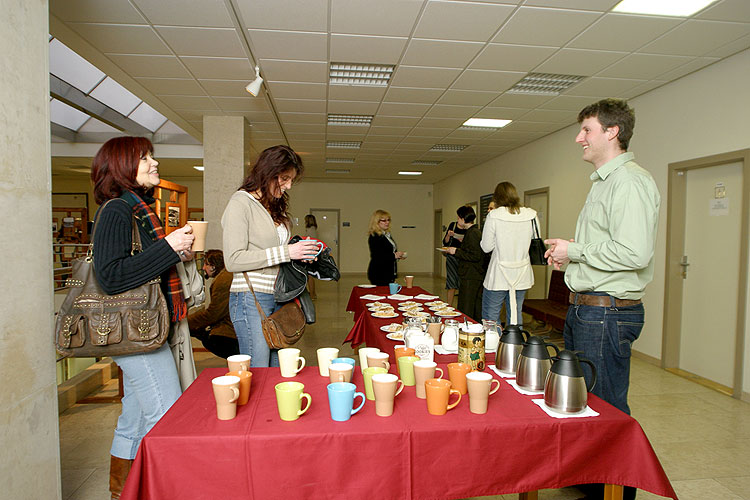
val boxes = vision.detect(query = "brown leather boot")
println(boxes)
[109,455,133,499]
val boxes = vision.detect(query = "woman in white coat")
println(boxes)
[480,181,538,326]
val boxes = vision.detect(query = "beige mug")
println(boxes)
[466,371,501,414]
[279,348,305,377]
[413,360,444,399]
[212,375,240,420]
[358,347,380,373]
[366,352,390,371]
[426,322,444,344]
[329,362,354,384]
[405,275,414,288]
[187,220,208,252]
[371,373,405,417]
[227,354,251,372]
[317,347,340,376]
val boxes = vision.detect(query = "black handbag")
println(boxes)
[529,218,547,266]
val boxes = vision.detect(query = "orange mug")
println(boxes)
[447,362,472,395]
[226,370,253,405]
[425,378,461,415]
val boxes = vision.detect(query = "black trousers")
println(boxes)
[457,278,483,322]
[190,327,240,359]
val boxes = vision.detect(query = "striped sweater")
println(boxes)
[222,190,291,294]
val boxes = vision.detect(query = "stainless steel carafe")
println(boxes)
[495,325,529,374]
[515,336,560,391]
[543,350,597,414]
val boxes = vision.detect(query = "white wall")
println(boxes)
[434,49,750,382]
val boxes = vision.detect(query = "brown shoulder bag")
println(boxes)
[243,272,305,349]
[54,199,170,358]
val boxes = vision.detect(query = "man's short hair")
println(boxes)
[578,98,635,151]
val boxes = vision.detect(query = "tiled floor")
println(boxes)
[59,274,750,500]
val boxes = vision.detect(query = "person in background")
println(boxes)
[546,98,660,500]
[188,249,239,359]
[304,214,318,299]
[480,181,537,327]
[442,217,466,306]
[446,205,484,321]
[367,209,406,286]
[222,145,320,367]
[90,136,194,499]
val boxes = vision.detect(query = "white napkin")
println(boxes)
[489,365,516,379]
[506,379,544,395]
[360,294,386,300]
[388,294,412,300]
[531,399,599,419]
[434,344,457,355]
[414,294,439,300]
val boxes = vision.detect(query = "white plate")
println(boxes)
[386,332,404,341]
[436,311,461,318]
[380,323,403,333]
[372,312,399,319]
[358,284,376,288]
[425,301,447,307]
[398,306,423,312]
[436,247,449,252]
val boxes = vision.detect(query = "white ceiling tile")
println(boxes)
[248,30,328,61]
[474,106,529,119]
[330,35,408,64]
[654,57,721,81]
[371,116,421,127]
[291,132,327,140]
[175,109,220,121]
[451,70,524,91]
[181,56,255,79]
[413,1,515,41]
[68,23,170,54]
[437,90,497,106]
[331,0,423,36]
[156,27,245,57]
[227,110,276,122]
[407,127,451,137]
[539,95,600,111]
[563,76,646,97]
[260,60,328,83]
[135,77,204,95]
[327,100,381,114]
[384,87,445,103]
[274,99,327,113]
[522,0,617,10]
[697,0,750,23]
[704,33,750,57]
[642,20,750,57]
[51,0,146,23]
[267,82,327,99]
[425,104,481,119]
[249,122,282,132]
[417,117,464,128]
[534,48,627,76]
[402,39,484,68]
[493,7,600,46]
[518,109,577,123]
[328,85,388,102]
[568,14,681,52]
[237,0,328,31]
[213,96,271,112]
[378,102,431,117]
[620,80,668,100]
[198,79,254,98]
[134,0,234,27]
[444,128,496,139]
[597,53,693,80]
[390,66,463,88]
[470,44,557,72]
[327,132,368,141]
[369,126,413,135]
[157,95,216,109]
[285,123,327,133]
[106,54,192,78]
[488,93,554,107]
[280,112,326,124]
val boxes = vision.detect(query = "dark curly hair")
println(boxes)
[578,98,635,151]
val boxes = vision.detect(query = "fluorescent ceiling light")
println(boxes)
[193,166,204,171]
[411,160,442,166]
[399,171,423,176]
[328,114,373,126]
[612,0,718,16]
[330,63,395,86]
[430,144,467,152]
[326,169,350,174]
[462,118,512,129]
[508,73,585,96]
[128,101,167,132]
[49,39,105,94]
[50,98,90,131]
[327,141,362,149]
[326,158,355,163]
[90,77,141,116]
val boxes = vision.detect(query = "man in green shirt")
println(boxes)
[545,98,660,417]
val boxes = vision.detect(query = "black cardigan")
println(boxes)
[367,233,397,286]
[92,197,181,304]
[454,225,485,282]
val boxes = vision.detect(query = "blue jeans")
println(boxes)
[230,290,280,367]
[110,343,182,459]
[482,288,526,326]
[563,293,644,415]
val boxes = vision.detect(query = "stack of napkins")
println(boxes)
[387,294,412,300]
[506,379,544,396]
[414,293,439,300]
[434,344,457,355]
[489,365,516,379]
[531,399,599,418]
[359,294,386,300]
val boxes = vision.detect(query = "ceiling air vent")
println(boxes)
[507,73,585,96]
[429,144,467,152]
[328,114,373,126]
[330,63,395,86]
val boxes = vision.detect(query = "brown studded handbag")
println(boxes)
[54,199,170,358]
[243,272,305,349]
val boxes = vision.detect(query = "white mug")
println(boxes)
[279,348,306,378]
[358,347,381,373]
[317,347,340,376]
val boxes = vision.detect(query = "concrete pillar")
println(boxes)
[0,0,61,498]
[202,116,252,250]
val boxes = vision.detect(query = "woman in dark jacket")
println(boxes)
[90,136,195,499]
[446,205,485,322]
[367,209,406,285]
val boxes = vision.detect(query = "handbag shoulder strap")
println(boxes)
[243,272,269,321]
[531,218,540,239]
[90,198,142,258]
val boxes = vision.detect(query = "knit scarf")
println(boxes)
[121,190,187,322]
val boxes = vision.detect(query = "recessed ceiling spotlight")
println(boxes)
[328,114,373,126]
[508,73,585,96]
[429,144,467,152]
[193,166,204,171]
[462,118,512,129]
[330,63,395,86]
[612,0,718,16]
[411,160,442,166]
[327,141,362,149]
[245,66,263,96]
[326,158,355,163]
[398,171,423,176]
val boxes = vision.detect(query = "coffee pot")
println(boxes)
[543,350,597,414]
[515,336,560,391]
[495,325,529,374]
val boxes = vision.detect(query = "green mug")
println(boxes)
[275,381,312,421]
[397,356,419,386]
[363,366,388,400]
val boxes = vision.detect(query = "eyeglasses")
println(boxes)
[379,219,391,222]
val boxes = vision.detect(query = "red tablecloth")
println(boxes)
[122,366,676,500]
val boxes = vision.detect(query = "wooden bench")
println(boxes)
[522,270,571,331]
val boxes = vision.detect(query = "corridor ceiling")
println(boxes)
[50,0,750,182]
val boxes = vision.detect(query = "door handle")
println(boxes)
[679,256,690,279]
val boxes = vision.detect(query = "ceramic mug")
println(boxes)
[413,360,444,399]
[363,366,388,400]
[327,382,365,422]
[405,276,414,288]
[371,373,405,417]
[227,354,251,372]
[358,347,380,373]
[388,283,402,294]
[225,370,253,405]
[332,357,356,369]
[393,346,415,376]
[316,347,340,376]
[212,375,240,420]
[397,355,419,386]
[426,322,444,344]
[366,352,390,371]
[275,381,311,421]
[278,348,305,378]
[466,371,501,414]
[425,378,461,416]
[329,362,354,384]
[447,362,472,395]
[187,220,208,252]
[303,236,326,257]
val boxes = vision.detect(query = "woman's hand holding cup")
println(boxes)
[289,239,321,261]
[165,225,195,261]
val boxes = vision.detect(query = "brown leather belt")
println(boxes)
[569,292,641,307]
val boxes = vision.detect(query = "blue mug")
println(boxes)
[332,357,356,368]
[388,283,402,294]
[327,382,365,422]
